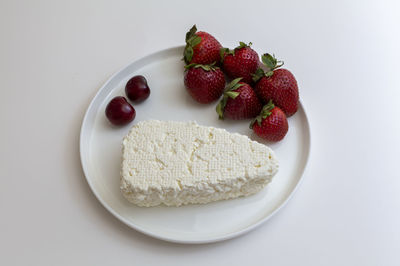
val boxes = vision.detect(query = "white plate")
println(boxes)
[80,46,311,244]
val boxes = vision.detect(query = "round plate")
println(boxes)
[80,46,311,244]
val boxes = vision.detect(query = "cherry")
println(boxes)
[105,96,135,126]
[125,75,150,102]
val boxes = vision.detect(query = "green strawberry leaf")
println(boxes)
[231,83,243,91]
[225,77,243,92]
[266,70,274,77]
[216,78,243,119]
[261,53,284,70]
[252,67,266,82]
[216,97,228,119]
[183,45,194,64]
[249,119,256,129]
[185,25,197,42]
[238,42,247,48]
[250,100,275,128]
[261,53,277,69]
[184,62,218,71]
[198,64,211,71]
[220,47,229,62]
[221,47,235,58]
[183,25,202,64]
[260,100,275,117]
[184,63,197,69]
[261,111,272,119]
[189,35,202,47]
[217,77,246,119]
[236,41,252,50]
[225,91,239,99]
[249,115,262,129]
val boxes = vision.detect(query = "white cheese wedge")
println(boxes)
[120,120,278,207]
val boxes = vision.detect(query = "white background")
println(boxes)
[1,0,400,265]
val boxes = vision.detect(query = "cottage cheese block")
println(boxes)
[120,120,279,207]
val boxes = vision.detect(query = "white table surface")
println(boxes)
[1,0,400,265]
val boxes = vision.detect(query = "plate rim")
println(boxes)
[79,45,312,244]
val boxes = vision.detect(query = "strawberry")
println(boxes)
[253,53,299,116]
[221,42,259,84]
[250,100,288,142]
[216,78,262,120]
[184,63,226,104]
[183,25,222,65]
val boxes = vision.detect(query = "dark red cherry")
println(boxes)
[125,75,150,102]
[105,96,135,126]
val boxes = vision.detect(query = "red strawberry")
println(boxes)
[253,53,299,116]
[216,78,262,120]
[250,100,288,142]
[221,42,259,84]
[183,25,222,65]
[184,63,226,104]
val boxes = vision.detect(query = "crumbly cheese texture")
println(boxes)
[120,120,279,207]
